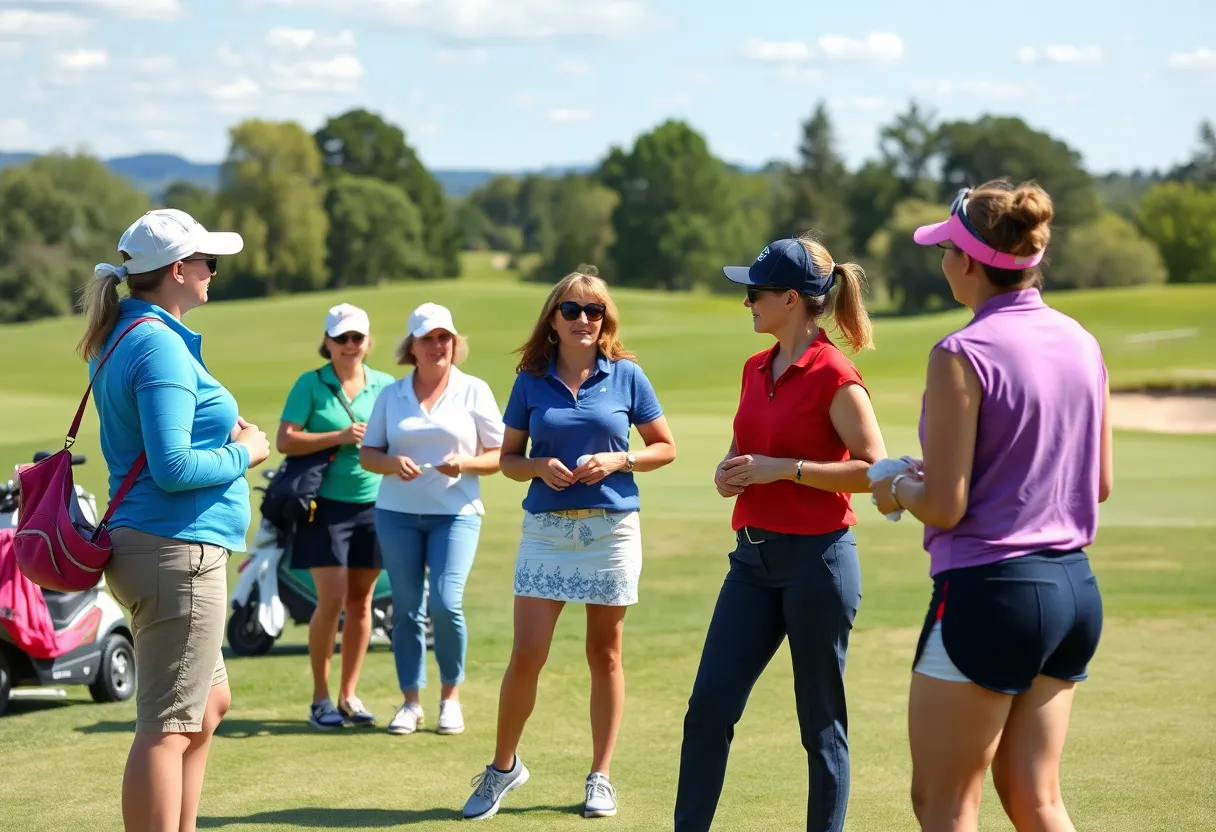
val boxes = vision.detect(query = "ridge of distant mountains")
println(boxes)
[0,151,594,199]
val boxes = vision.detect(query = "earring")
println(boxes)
[547,331,559,344]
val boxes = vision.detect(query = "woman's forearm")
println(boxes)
[894,477,962,529]
[778,458,874,494]
[460,449,501,476]
[359,446,398,476]
[500,453,537,483]
[625,443,676,473]
[279,428,347,456]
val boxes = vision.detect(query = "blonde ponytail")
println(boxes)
[830,262,874,353]
[77,270,123,361]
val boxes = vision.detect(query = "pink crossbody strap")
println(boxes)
[71,315,159,529]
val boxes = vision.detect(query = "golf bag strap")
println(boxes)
[315,369,358,424]
[67,316,160,446]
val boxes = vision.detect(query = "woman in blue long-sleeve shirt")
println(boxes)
[81,208,271,832]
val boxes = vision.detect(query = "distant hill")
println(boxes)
[0,151,594,201]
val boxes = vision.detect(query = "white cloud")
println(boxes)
[911,78,1033,100]
[268,55,364,92]
[654,92,693,108]
[0,117,31,144]
[1168,48,1216,71]
[265,27,356,51]
[548,107,593,123]
[510,92,537,107]
[253,0,656,39]
[778,65,823,85]
[557,60,591,75]
[818,32,904,62]
[0,41,22,60]
[130,56,178,73]
[211,77,261,102]
[686,70,713,85]
[56,48,108,70]
[1018,44,1103,65]
[0,10,89,37]
[433,47,491,66]
[740,38,811,63]
[80,0,183,21]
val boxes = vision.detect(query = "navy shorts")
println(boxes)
[912,550,1103,695]
[291,497,382,571]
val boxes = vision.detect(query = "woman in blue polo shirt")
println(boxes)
[461,265,677,822]
[277,303,395,730]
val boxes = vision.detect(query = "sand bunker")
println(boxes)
[1110,390,1216,435]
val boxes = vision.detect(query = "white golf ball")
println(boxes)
[576,454,593,467]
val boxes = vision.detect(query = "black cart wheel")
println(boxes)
[226,595,276,657]
[89,632,135,703]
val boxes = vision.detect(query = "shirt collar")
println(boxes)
[756,328,832,373]
[546,352,612,380]
[973,287,1046,321]
[118,297,201,356]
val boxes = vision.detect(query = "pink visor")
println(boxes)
[914,211,1045,270]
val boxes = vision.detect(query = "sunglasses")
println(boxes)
[558,301,606,322]
[183,256,218,276]
[746,285,789,303]
[330,332,366,345]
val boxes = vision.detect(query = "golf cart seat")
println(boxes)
[41,588,100,631]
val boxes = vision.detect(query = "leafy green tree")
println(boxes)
[879,100,941,200]
[779,102,853,250]
[1138,181,1216,283]
[162,181,217,227]
[1048,211,1167,289]
[874,199,955,313]
[314,108,459,277]
[597,119,752,290]
[847,158,904,255]
[530,177,620,282]
[325,175,427,286]
[1168,120,1216,186]
[936,116,1100,234]
[0,153,149,322]
[216,119,329,297]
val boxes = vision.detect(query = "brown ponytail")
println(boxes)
[794,234,875,354]
[830,262,874,353]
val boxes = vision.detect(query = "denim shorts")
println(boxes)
[912,550,1103,695]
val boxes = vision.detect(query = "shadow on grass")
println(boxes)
[75,719,350,737]
[198,803,585,827]
[2,698,78,716]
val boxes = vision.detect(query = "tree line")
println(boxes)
[1,103,1213,325]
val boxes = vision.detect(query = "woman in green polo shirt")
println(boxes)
[277,303,396,730]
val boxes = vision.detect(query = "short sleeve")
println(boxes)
[627,361,663,425]
[280,372,315,427]
[470,378,506,450]
[502,373,530,431]
[363,385,391,449]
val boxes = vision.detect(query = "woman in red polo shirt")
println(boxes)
[673,234,887,832]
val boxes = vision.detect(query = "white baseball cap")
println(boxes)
[407,302,458,338]
[325,303,371,337]
[94,208,244,282]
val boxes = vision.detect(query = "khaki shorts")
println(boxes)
[105,527,229,733]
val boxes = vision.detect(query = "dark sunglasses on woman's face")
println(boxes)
[558,301,606,322]
[331,332,365,345]
[746,285,788,304]
[183,256,218,276]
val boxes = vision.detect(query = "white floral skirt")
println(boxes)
[513,509,642,606]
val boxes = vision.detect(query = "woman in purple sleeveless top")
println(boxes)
[869,179,1113,832]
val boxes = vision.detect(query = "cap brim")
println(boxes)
[722,266,757,285]
[197,231,244,256]
[912,220,950,247]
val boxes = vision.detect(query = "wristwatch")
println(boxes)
[624,453,636,473]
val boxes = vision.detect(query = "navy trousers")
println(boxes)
[674,526,862,832]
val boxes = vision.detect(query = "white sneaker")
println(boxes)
[584,772,618,818]
[387,702,424,735]
[438,699,465,735]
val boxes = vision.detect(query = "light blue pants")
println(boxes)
[374,509,483,692]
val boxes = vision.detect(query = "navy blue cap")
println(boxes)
[722,238,836,296]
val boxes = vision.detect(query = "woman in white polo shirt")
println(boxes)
[359,302,505,737]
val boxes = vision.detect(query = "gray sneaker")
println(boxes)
[462,758,530,820]
[584,772,617,818]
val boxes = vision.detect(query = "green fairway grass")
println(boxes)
[1,260,1213,831]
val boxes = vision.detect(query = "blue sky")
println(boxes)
[0,0,1213,174]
